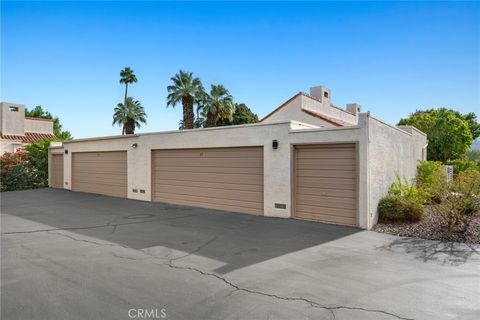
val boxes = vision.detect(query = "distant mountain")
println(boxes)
[472,138,480,150]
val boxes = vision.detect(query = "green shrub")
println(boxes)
[445,159,479,176]
[378,195,424,222]
[0,151,43,191]
[416,161,447,202]
[24,140,51,187]
[388,174,425,204]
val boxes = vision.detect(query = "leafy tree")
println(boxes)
[112,97,147,134]
[25,106,72,140]
[454,111,480,140]
[119,67,138,108]
[217,103,259,126]
[24,140,52,187]
[398,108,474,162]
[201,85,235,128]
[167,70,205,129]
[0,150,44,191]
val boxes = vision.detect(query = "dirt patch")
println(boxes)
[374,208,480,244]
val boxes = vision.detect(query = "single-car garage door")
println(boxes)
[72,151,127,198]
[152,147,264,215]
[50,154,64,188]
[294,144,357,225]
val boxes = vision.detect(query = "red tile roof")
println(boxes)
[0,132,57,143]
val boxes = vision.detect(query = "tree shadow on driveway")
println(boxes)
[1,189,361,273]
[377,236,480,266]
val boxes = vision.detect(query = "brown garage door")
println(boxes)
[294,144,357,225]
[72,151,127,198]
[50,154,64,188]
[152,147,263,215]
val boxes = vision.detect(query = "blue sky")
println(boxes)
[2,1,479,139]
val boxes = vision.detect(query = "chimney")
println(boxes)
[346,103,361,115]
[309,86,331,103]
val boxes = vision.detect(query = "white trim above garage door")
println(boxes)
[151,147,264,215]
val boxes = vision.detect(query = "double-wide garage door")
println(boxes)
[152,147,264,215]
[294,144,357,225]
[72,151,127,198]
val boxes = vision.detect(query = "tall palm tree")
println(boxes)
[202,85,235,128]
[119,67,138,108]
[167,70,205,129]
[112,97,147,134]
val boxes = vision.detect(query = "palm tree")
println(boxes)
[112,97,147,134]
[119,67,138,108]
[202,85,235,128]
[167,70,205,129]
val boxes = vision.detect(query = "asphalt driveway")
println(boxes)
[1,189,479,320]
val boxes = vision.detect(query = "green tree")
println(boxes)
[112,97,147,134]
[201,85,235,128]
[25,106,72,140]
[24,140,52,187]
[167,70,205,129]
[217,103,259,126]
[398,108,474,162]
[119,67,138,108]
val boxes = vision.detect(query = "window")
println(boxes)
[9,106,19,112]
[323,91,329,99]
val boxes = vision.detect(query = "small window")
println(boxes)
[9,106,19,112]
[323,91,329,98]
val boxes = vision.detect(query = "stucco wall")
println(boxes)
[367,117,427,226]
[0,102,25,135]
[50,115,425,230]
[1,140,23,154]
[301,95,358,125]
[24,118,54,134]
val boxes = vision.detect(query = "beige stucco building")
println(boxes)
[49,86,427,229]
[0,102,56,153]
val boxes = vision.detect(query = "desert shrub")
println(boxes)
[378,195,424,222]
[388,174,425,204]
[431,170,480,238]
[379,175,425,222]
[416,161,447,202]
[0,151,43,191]
[445,159,479,176]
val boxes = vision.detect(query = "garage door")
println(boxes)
[294,144,357,225]
[50,154,64,188]
[72,151,127,198]
[152,147,263,215]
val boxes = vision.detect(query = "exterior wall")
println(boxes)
[0,102,25,135]
[1,140,23,154]
[24,118,54,134]
[367,117,427,227]
[50,115,425,230]
[301,95,358,125]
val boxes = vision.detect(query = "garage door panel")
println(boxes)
[152,157,263,168]
[50,154,64,188]
[154,184,263,202]
[296,169,355,179]
[157,171,262,185]
[152,147,264,215]
[153,166,263,175]
[154,179,263,192]
[72,151,127,198]
[296,177,356,190]
[295,144,357,225]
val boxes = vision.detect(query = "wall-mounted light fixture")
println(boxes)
[131,143,138,148]
[272,140,278,149]
[64,150,68,155]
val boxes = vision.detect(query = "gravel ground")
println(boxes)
[374,208,480,244]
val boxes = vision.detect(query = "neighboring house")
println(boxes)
[49,85,427,229]
[0,102,56,153]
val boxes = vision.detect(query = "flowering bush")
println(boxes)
[0,150,43,191]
